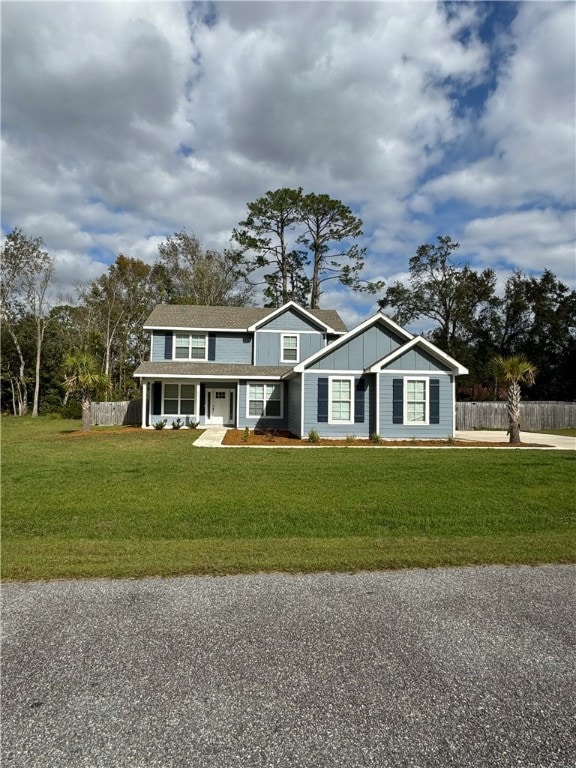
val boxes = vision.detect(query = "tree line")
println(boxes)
[2,190,575,416]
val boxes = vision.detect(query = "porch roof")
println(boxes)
[134,362,290,379]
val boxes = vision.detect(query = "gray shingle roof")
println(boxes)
[143,304,348,333]
[134,362,289,378]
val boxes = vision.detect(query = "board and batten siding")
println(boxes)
[308,324,405,371]
[385,346,452,371]
[379,372,454,438]
[255,331,325,366]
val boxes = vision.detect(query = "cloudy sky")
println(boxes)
[2,0,575,328]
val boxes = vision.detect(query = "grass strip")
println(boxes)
[3,533,574,582]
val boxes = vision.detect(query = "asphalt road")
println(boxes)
[2,565,575,767]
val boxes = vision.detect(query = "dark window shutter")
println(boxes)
[164,332,173,360]
[354,378,366,424]
[317,378,328,423]
[199,384,206,416]
[208,334,216,361]
[392,378,403,424]
[430,379,440,424]
[152,382,162,415]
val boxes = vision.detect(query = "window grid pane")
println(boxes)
[330,379,352,422]
[283,336,298,361]
[406,380,427,423]
[248,383,282,418]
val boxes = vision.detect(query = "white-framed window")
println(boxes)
[247,383,283,419]
[405,378,428,424]
[329,377,354,424]
[281,334,299,363]
[174,333,207,360]
[163,383,196,415]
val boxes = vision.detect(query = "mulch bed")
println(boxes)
[222,429,529,447]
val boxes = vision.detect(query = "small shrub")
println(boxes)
[410,436,418,445]
[447,435,455,445]
[308,429,320,443]
[242,427,250,443]
[153,420,167,430]
[370,432,382,444]
[172,418,184,430]
[345,434,356,444]
[60,401,82,420]
[187,421,199,429]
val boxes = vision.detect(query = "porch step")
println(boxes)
[194,427,228,447]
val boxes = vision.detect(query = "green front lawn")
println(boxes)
[2,417,575,580]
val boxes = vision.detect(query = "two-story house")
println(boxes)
[134,301,468,439]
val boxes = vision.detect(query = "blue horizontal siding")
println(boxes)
[302,373,374,439]
[379,373,454,437]
[259,308,324,332]
[151,331,252,363]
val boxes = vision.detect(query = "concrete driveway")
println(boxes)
[456,430,576,449]
[2,565,575,767]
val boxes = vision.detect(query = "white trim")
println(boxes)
[173,332,208,362]
[300,372,305,438]
[377,369,453,375]
[304,369,365,375]
[452,375,456,436]
[245,381,284,420]
[375,373,380,433]
[368,336,468,375]
[145,325,249,333]
[257,329,323,335]
[403,377,429,426]
[281,333,300,363]
[136,374,283,381]
[247,301,338,333]
[328,376,355,425]
[141,381,147,428]
[294,312,413,373]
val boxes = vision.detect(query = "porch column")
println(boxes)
[141,381,147,428]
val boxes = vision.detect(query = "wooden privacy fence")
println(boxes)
[91,400,142,426]
[456,402,576,431]
[91,399,576,430]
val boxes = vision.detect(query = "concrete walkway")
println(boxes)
[193,426,229,447]
[194,427,575,450]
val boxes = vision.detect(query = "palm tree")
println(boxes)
[490,355,537,444]
[63,352,110,431]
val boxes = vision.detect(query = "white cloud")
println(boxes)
[421,2,576,209]
[1,0,574,318]
[462,209,576,283]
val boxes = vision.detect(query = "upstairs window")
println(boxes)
[174,333,207,360]
[281,334,299,362]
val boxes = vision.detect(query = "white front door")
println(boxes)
[206,389,234,426]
